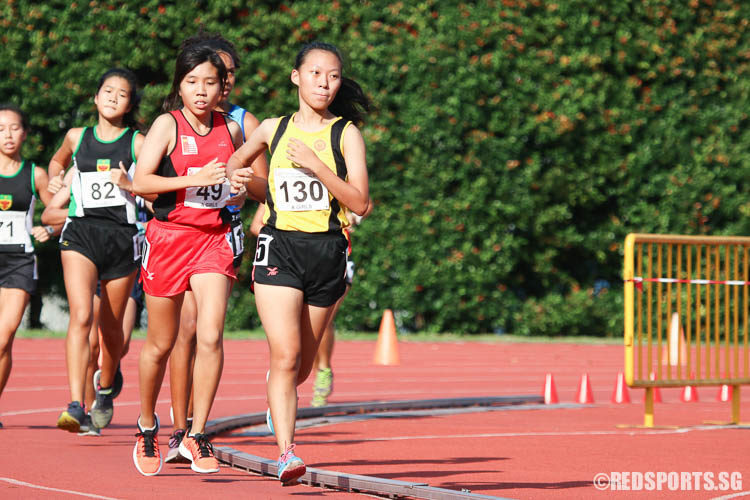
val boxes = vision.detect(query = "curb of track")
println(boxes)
[207,395,542,499]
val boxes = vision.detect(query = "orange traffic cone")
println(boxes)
[661,312,688,366]
[681,372,699,402]
[645,371,662,403]
[576,373,595,404]
[611,372,630,404]
[373,309,399,366]
[542,373,559,404]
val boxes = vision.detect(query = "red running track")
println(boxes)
[1,338,749,499]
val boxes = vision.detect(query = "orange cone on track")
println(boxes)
[645,372,662,403]
[373,309,399,366]
[542,373,559,404]
[576,373,594,404]
[661,312,688,366]
[681,372,699,402]
[611,372,630,404]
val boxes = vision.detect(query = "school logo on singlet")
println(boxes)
[181,135,198,155]
[96,159,111,171]
[313,139,327,152]
[0,194,12,210]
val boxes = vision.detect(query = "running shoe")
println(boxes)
[165,428,190,464]
[90,384,114,428]
[278,444,306,485]
[78,413,101,437]
[311,368,333,407]
[133,415,161,476]
[266,408,275,435]
[93,364,124,399]
[57,401,85,433]
[179,433,220,473]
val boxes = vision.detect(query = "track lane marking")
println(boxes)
[0,478,119,499]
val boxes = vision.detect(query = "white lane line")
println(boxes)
[300,424,750,445]
[711,491,750,500]
[0,478,119,499]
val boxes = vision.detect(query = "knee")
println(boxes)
[195,334,221,353]
[143,338,173,364]
[271,349,301,373]
[69,308,93,330]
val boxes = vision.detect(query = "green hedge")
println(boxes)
[3,0,750,335]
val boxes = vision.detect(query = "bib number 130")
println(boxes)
[274,168,329,211]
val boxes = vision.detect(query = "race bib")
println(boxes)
[274,168,329,211]
[0,211,27,245]
[184,166,230,209]
[226,223,245,258]
[80,171,127,208]
[253,233,273,266]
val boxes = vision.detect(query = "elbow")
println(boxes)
[351,197,371,217]
[40,211,52,226]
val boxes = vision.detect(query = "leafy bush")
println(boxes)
[3,0,750,335]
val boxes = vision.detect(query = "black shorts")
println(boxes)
[60,217,141,280]
[0,252,37,294]
[252,226,347,307]
[94,267,143,305]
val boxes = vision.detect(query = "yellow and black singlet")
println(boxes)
[264,114,351,233]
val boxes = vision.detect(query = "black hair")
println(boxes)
[162,43,228,112]
[96,68,142,130]
[295,41,371,126]
[179,30,240,68]
[0,103,30,131]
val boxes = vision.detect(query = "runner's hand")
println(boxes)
[192,158,227,187]
[230,167,253,193]
[47,171,65,194]
[111,161,132,192]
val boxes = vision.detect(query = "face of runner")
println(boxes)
[292,49,342,113]
[94,76,133,123]
[179,61,223,117]
[0,110,27,159]
[218,51,236,103]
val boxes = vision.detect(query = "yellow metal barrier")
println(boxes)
[624,233,750,427]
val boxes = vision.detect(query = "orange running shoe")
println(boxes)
[179,433,220,473]
[133,416,162,476]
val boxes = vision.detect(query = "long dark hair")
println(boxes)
[295,41,370,126]
[162,43,228,112]
[0,103,30,131]
[179,30,240,68]
[97,68,141,130]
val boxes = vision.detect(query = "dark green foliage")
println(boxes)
[3,0,749,335]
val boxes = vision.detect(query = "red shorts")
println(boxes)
[141,219,236,297]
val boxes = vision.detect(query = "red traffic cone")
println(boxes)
[611,372,630,404]
[681,372,699,402]
[645,371,662,403]
[542,373,559,404]
[576,373,595,404]
[717,384,732,402]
